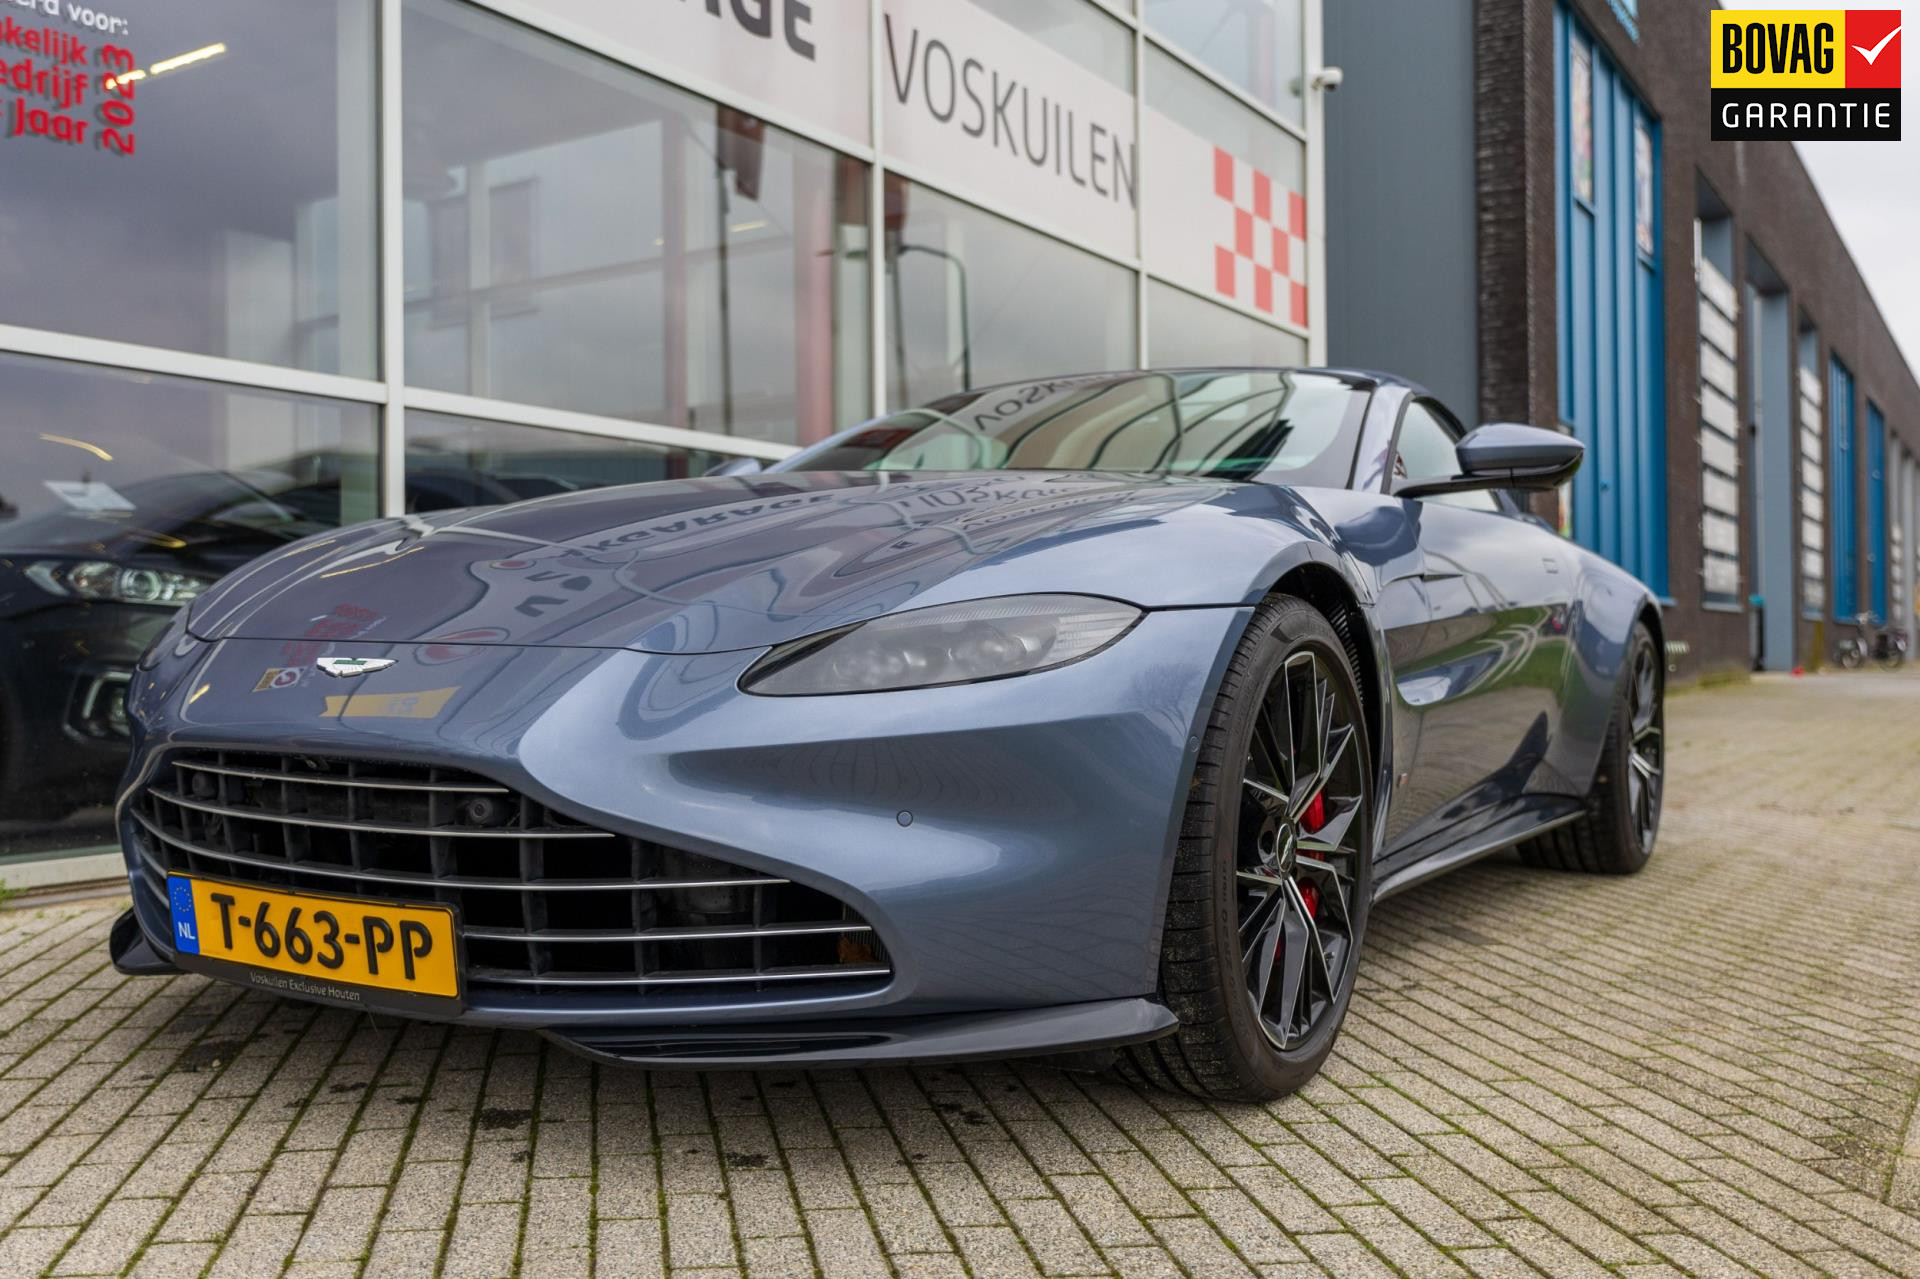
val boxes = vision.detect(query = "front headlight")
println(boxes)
[136,603,199,671]
[26,559,212,606]
[742,594,1141,696]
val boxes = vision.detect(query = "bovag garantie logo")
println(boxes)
[1712,9,1902,140]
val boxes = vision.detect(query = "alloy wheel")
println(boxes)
[1625,641,1663,848]
[1236,647,1365,1051]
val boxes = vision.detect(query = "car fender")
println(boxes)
[897,481,1406,870]
[893,489,1396,972]
[1560,547,1663,790]
[1247,530,1401,870]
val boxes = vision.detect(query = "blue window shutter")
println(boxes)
[1868,402,1887,621]
[1830,357,1856,618]
[1555,6,1664,594]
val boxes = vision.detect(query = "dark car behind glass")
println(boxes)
[0,463,570,825]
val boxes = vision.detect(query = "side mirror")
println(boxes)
[704,456,765,478]
[1396,423,1582,500]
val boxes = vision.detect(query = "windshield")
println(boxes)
[790,370,1369,484]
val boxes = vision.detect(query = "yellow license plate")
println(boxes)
[167,875,460,1001]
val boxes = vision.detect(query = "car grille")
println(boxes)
[125,750,890,1000]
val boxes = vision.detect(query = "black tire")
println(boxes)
[1519,621,1662,875]
[1119,595,1374,1102]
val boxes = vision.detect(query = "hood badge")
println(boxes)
[316,657,395,678]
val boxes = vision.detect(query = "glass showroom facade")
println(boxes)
[0,0,1320,860]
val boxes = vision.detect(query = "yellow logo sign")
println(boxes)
[1711,11,1847,87]
[1710,9,1902,140]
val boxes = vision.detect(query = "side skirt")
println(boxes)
[1370,807,1583,903]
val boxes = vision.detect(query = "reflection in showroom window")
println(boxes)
[883,178,1138,407]
[1144,0,1306,126]
[403,413,719,510]
[402,0,871,445]
[0,0,378,375]
[1148,282,1307,369]
[0,355,376,856]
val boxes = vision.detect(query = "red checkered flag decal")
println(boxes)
[1211,146,1309,328]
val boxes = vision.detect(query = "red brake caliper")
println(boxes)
[1297,792,1326,918]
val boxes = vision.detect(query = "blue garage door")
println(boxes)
[1868,399,1887,622]
[1554,7,1666,596]
[1831,357,1856,619]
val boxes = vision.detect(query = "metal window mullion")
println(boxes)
[0,324,389,404]
[869,0,888,412]
[379,0,407,517]
[1133,16,1148,369]
[1302,0,1325,363]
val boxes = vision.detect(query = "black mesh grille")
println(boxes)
[126,751,890,999]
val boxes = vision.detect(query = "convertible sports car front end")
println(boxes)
[111,369,1663,1096]
[114,468,1294,1065]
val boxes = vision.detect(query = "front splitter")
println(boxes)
[547,997,1177,1069]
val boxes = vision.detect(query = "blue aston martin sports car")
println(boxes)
[111,368,1663,1099]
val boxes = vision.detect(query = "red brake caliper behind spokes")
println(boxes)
[1298,791,1326,918]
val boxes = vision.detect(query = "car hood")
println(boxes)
[187,470,1317,655]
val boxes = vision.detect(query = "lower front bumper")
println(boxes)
[107,905,1175,1068]
[110,907,178,976]
[549,997,1177,1068]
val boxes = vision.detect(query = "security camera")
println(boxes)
[1310,66,1344,92]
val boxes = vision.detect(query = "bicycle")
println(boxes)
[1835,613,1909,670]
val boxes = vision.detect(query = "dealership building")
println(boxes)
[0,0,1913,867]
[1328,0,1920,679]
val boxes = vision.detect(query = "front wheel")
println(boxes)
[1121,595,1374,1101]
[1837,642,1866,670]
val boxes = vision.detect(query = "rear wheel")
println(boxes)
[1519,621,1662,874]
[1121,596,1373,1101]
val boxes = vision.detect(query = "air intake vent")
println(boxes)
[126,751,890,999]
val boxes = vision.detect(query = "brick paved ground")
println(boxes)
[2,669,1918,1278]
